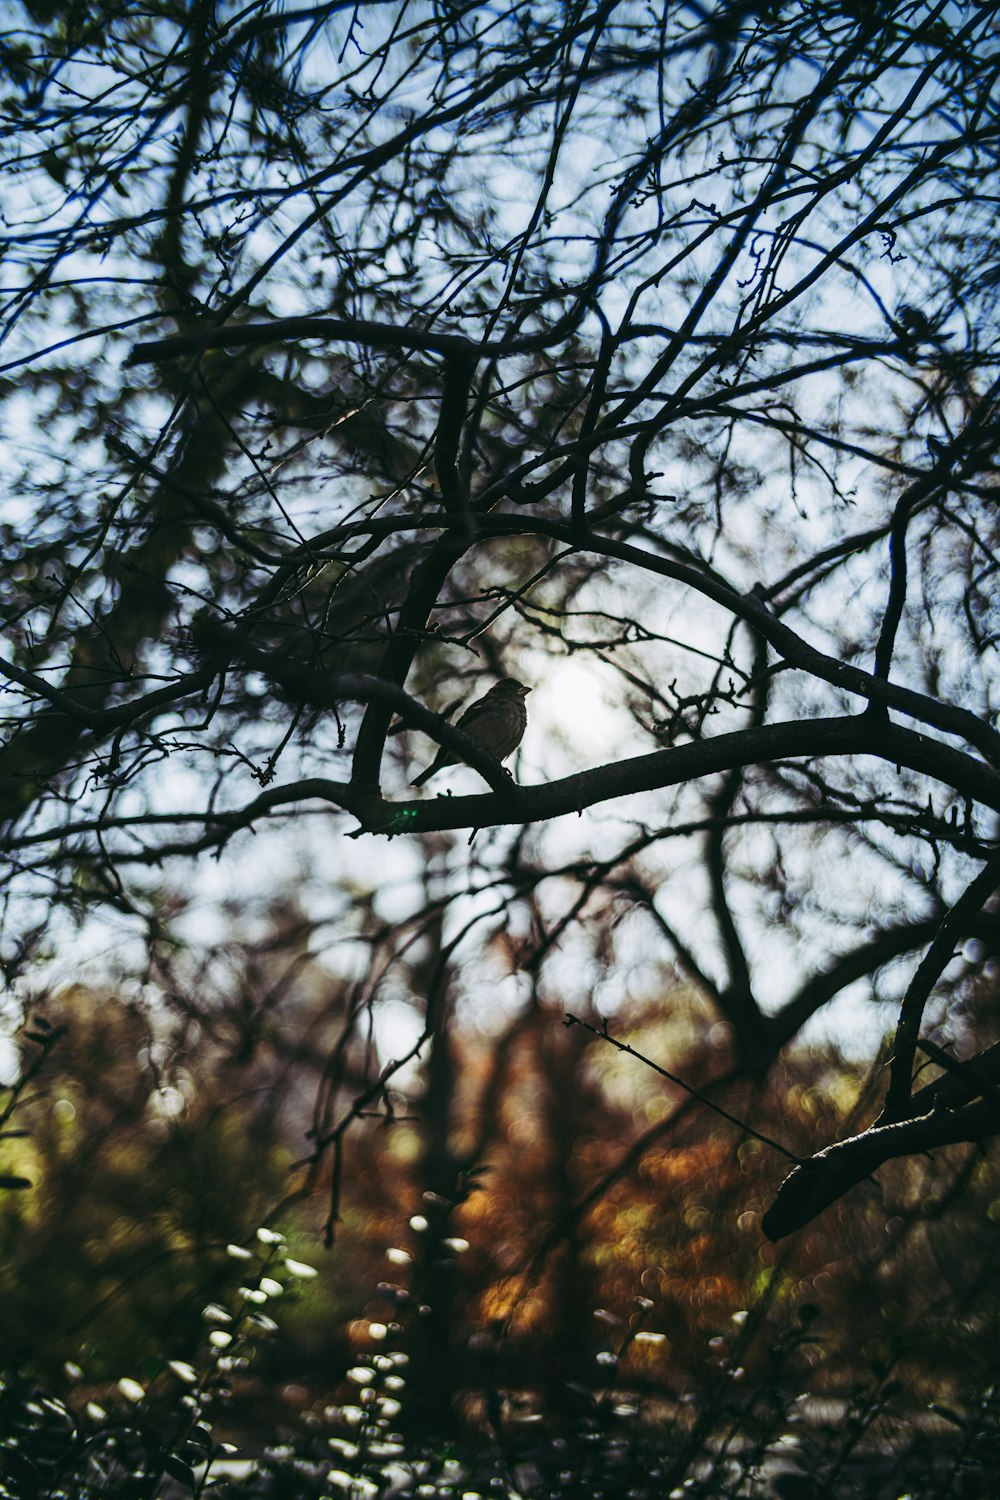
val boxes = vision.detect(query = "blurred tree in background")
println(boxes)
[1,0,1000,1481]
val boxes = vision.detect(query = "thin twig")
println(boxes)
[564,1013,801,1163]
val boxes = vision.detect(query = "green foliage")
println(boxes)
[5,976,1000,1497]
[2,1259,1000,1499]
[0,1231,319,1499]
[0,995,293,1377]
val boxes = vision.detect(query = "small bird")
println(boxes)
[411,678,530,787]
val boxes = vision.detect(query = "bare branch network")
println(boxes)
[2,0,999,1238]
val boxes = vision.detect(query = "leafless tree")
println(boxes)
[2,0,999,1237]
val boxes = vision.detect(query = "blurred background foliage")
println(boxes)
[4,887,1000,1432]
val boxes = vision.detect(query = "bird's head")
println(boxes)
[495,678,530,698]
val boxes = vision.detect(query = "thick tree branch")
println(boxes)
[762,1098,1000,1242]
[36,708,999,858]
[880,850,1000,1123]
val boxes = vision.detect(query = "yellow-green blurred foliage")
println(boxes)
[4,972,1000,1410]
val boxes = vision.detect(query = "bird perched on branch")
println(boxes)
[411,678,530,787]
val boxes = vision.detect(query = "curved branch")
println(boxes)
[762,1098,1000,1242]
[766,912,1000,1054]
[34,710,1000,862]
[881,849,1000,1123]
[488,518,1000,765]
